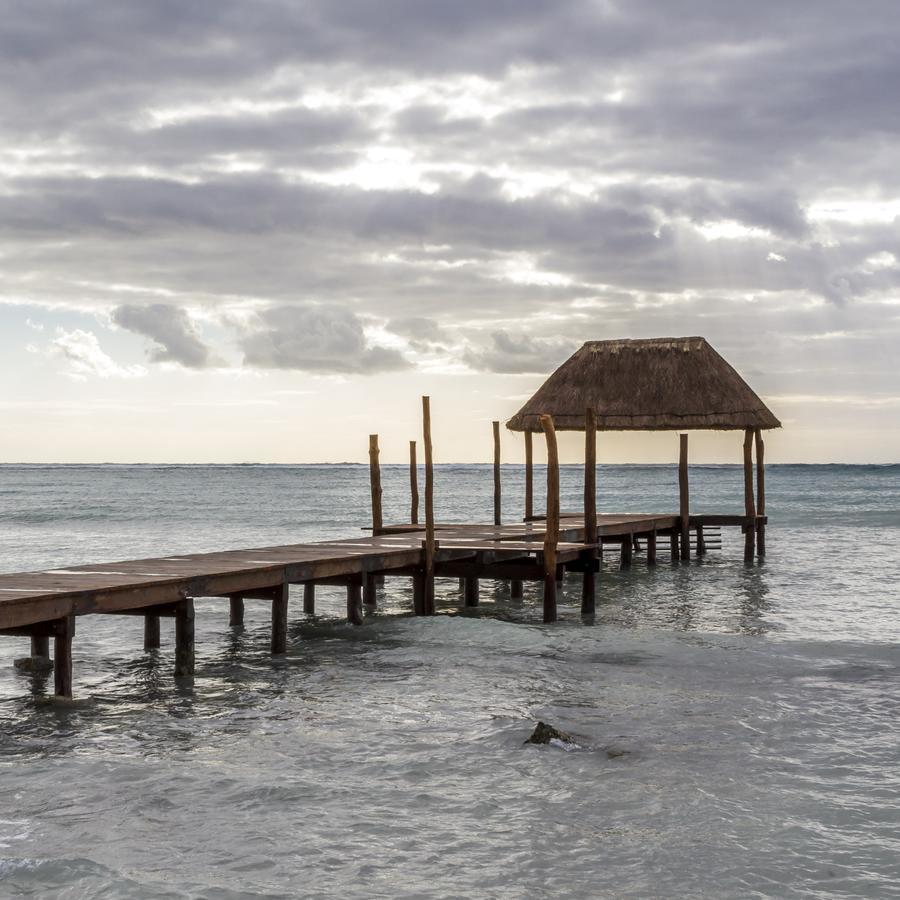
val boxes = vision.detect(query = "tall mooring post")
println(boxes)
[422,396,436,615]
[540,414,559,624]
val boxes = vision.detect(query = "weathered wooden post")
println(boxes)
[422,396,435,615]
[409,440,419,525]
[540,414,559,624]
[369,434,383,535]
[493,420,502,527]
[174,598,194,677]
[755,428,766,556]
[347,577,363,626]
[53,615,74,698]
[679,433,690,560]
[363,572,378,607]
[620,536,633,569]
[524,430,534,521]
[271,583,288,652]
[510,580,523,600]
[464,577,480,607]
[30,635,49,659]
[669,531,679,560]
[144,613,161,649]
[647,529,657,565]
[743,428,756,563]
[228,596,243,627]
[582,407,598,615]
[303,583,315,615]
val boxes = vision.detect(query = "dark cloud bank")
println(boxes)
[2,0,898,386]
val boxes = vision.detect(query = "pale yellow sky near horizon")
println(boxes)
[2,363,896,465]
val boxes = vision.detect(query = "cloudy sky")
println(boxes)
[2,1,898,463]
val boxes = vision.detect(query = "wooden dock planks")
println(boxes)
[0,511,761,698]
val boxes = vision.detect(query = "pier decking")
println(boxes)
[0,512,760,699]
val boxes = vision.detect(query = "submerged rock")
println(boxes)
[525,721,575,746]
[13,655,54,674]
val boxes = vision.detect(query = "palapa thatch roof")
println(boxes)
[506,336,780,432]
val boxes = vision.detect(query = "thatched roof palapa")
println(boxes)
[506,337,780,432]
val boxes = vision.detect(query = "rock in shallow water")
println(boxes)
[525,721,575,746]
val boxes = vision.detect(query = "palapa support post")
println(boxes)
[229,595,244,627]
[464,577,480,608]
[743,428,756,563]
[144,613,161,650]
[271,583,288,654]
[493,420,502,527]
[174,598,195,677]
[510,580,524,600]
[524,430,534,521]
[582,407,598,615]
[303,583,315,615]
[422,396,436,615]
[755,428,766,557]
[409,440,419,525]
[679,433,690,560]
[53,615,75,699]
[369,434,383,535]
[540,414,559,624]
[647,529,657,565]
[347,578,363,626]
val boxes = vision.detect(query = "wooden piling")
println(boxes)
[524,430,534,521]
[493,420,502,527]
[582,407,598,615]
[347,578,363,626]
[755,428,766,557]
[510,580,524,600]
[30,635,49,658]
[464,577,480,608]
[696,524,707,556]
[412,571,426,615]
[229,595,244,627]
[364,572,378,607]
[647,529,657,565]
[409,440,419,525]
[669,531,679,560]
[743,428,756,563]
[540,414,559,624]
[369,434,383,535]
[271,584,288,654]
[303,583,315,615]
[679,433,690,560]
[422,396,435,615]
[144,613,161,649]
[620,537,633,569]
[53,615,74,698]
[174,598,194,677]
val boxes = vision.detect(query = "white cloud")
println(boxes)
[48,329,146,379]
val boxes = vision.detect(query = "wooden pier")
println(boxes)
[2,335,779,701]
[0,512,761,699]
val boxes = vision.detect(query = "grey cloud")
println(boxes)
[386,316,448,343]
[112,303,211,367]
[463,331,576,374]
[238,304,410,374]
